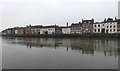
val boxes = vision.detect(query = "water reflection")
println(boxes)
[3,37,120,57]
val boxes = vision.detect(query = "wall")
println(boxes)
[40,28,47,34]
[47,28,55,34]
[62,28,71,34]
[93,24,103,33]
[104,22,117,33]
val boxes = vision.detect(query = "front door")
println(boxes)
[102,29,105,33]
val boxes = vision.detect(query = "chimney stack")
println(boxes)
[66,22,68,27]
[115,17,117,20]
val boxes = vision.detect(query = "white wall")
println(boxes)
[40,28,47,34]
[47,28,55,34]
[15,30,18,34]
[93,24,103,33]
[62,28,71,34]
[105,22,117,33]
[40,28,55,34]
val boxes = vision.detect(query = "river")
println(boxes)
[1,37,120,69]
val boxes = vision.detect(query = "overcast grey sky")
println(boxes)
[0,0,119,32]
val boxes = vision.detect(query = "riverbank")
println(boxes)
[2,34,120,38]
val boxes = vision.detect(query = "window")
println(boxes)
[114,29,115,32]
[110,26,112,28]
[107,26,108,28]
[110,29,112,32]
[94,25,96,27]
[98,29,100,32]
[98,25,100,27]
[113,25,116,28]
[94,29,96,32]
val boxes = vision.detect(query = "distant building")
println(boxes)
[31,25,42,34]
[2,18,120,35]
[93,22,104,33]
[6,28,12,35]
[40,25,58,34]
[81,19,94,34]
[117,19,120,34]
[104,18,117,34]
[55,27,62,34]
[19,27,26,35]
[13,27,20,34]
[61,26,71,34]
[71,22,82,34]
[1,30,7,35]
[25,25,32,34]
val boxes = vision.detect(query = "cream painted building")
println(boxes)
[104,22,117,34]
[62,27,71,34]
[93,18,117,34]
[40,28,47,34]
[47,28,55,34]
[40,25,57,34]
[93,22,104,33]
[15,29,18,34]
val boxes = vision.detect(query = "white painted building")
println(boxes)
[40,28,47,34]
[104,21,117,34]
[47,28,55,34]
[40,25,57,34]
[15,29,18,34]
[62,27,71,34]
[93,22,104,33]
[93,18,117,34]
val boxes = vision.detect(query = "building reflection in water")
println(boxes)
[2,37,120,57]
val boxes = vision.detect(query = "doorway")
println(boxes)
[102,29,105,33]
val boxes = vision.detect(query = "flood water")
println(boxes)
[2,37,120,69]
